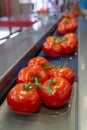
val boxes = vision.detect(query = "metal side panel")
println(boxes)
[78,18,87,130]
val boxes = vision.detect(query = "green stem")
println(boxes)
[34,77,54,94]
[54,36,60,41]
[41,63,67,70]
[47,79,56,89]
[53,36,68,44]
[58,37,68,44]
[52,63,67,69]
[42,65,52,71]
[23,77,54,94]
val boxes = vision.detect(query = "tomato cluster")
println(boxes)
[57,5,79,36]
[42,33,78,57]
[7,56,74,115]
[57,17,77,35]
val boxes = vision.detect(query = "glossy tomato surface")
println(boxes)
[17,65,49,84]
[57,24,66,35]
[28,56,52,70]
[39,77,72,108]
[66,18,77,33]
[7,83,40,114]
[57,17,77,35]
[49,67,75,85]
[42,36,62,58]
[60,33,78,54]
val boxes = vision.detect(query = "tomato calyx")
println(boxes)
[53,36,60,41]
[41,65,52,71]
[58,37,68,44]
[23,83,35,90]
[23,77,54,94]
[47,79,56,89]
[53,36,68,44]
[41,63,66,70]
[52,63,66,69]
[64,19,73,26]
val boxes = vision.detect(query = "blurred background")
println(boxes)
[0,0,87,43]
[0,0,75,16]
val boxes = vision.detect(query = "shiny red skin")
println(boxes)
[39,77,72,108]
[7,83,40,114]
[42,38,62,58]
[66,19,77,33]
[49,67,75,85]
[17,65,49,84]
[60,33,78,54]
[28,56,52,69]
[46,36,55,42]
[57,17,77,35]
[57,24,66,35]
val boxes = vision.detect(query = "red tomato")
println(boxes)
[39,77,72,108]
[28,56,52,70]
[57,18,68,35]
[70,18,78,32]
[42,36,62,58]
[49,67,75,85]
[7,83,40,114]
[65,19,77,33]
[16,65,49,84]
[57,24,66,35]
[60,33,78,54]
[46,36,55,42]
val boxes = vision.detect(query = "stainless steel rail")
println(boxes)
[78,18,87,130]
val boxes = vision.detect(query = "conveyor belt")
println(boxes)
[0,16,78,130]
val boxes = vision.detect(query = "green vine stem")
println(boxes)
[52,63,67,69]
[42,65,52,71]
[53,36,68,44]
[58,37,68,44]
[47,79,56,89]
[23,77,54,94]
[41,63,66,70]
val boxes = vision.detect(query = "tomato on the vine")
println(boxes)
[16,65,49,84]
[60,33,78,54]
[49,67,75,85]
[42,36,62,58]
[7,83,40,114]
[39,77,72,108]
[57,17,77,35]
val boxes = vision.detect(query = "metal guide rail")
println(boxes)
[0,16,78,130]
